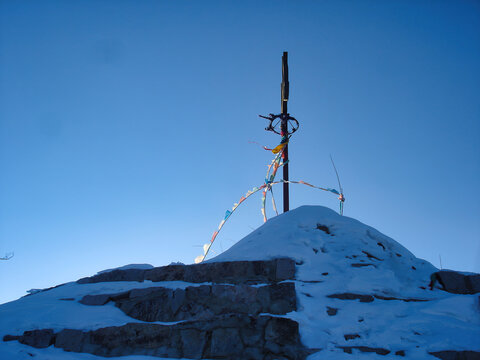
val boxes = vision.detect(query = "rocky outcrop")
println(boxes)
[3,329,55,349]
[5,314,311,360]
[77,258,295,285]
[327,293,428,303]
[338,346,391,355]
[430,350,480,360]
[80,282,296,322]
[431,270,480,295]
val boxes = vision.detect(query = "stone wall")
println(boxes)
[5,258,312,359]
[77,258,296,285]
[80,282,296,322]
[5,313,310,359]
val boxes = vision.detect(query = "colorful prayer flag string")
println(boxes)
[195,138,345,263]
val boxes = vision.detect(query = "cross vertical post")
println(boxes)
[281,51,290,213]
[260,52,298,214]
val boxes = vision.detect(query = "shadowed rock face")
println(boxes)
[429,351,480,360]
[326,293,429,303]
[77,258,296,285]
[80,282,296,322]
[431,271,480,295]
[6,315,311,360]
[3,330,55,349]
[338,346,391,355]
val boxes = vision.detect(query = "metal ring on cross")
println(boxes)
[260,113,299,135]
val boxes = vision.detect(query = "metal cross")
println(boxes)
[260,52,299,213]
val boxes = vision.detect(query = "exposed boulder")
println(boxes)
[430,350,480,360]
[430,270,480,295]
[79,294,111,306]
[15,329,54,349]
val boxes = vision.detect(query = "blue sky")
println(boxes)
[1,0,479,304]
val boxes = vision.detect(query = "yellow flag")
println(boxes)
[272,142,287,154]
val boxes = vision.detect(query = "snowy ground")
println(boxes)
[210,206,480,359]
[1,206,478,359]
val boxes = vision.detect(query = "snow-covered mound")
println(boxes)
[212,205,436,298]
[212,206,479,358]
[0,206,478,360]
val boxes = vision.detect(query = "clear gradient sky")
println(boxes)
[1,0,479,304]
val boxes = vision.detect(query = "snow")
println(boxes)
[0,344,194,360]
[213,206,480,357]
[0,205,478,359]
[26,289,43,295]
[211,206,437,297]
[96,263,154,275]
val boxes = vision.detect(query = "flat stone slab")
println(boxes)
[77,258,296,285]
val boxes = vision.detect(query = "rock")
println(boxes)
[2,335,20,342]
[430,350,480,360]
[145,264,186,282]
[351,263,374,267]
[240,317,263,347]
[54,329,85,352]
[326,307,338,316]
[79,294,111,306]
[432,271,480,295]
[373,295,428,302]
[77,258,296,285]
[171,288,186,315]
[244,346,264,360]
[268,282,297,314]
[275,257,296,281]
[326,293,428,303]
[316,224,331,234]
[327,293,375,303]
[6,314,310,359]
[339,346,390,355]
[265,317,300,346]
[81,282,296,322]
[77,268,147,284]
[209,328,243,357]
[362,250,383,261]
[344,334,361,340]
[180,329,206,359]
[18,329,55,349]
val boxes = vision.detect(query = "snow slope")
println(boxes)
[211,206,480,358]
[0,206,478,359]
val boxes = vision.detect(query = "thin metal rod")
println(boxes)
[281,51,289,213]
